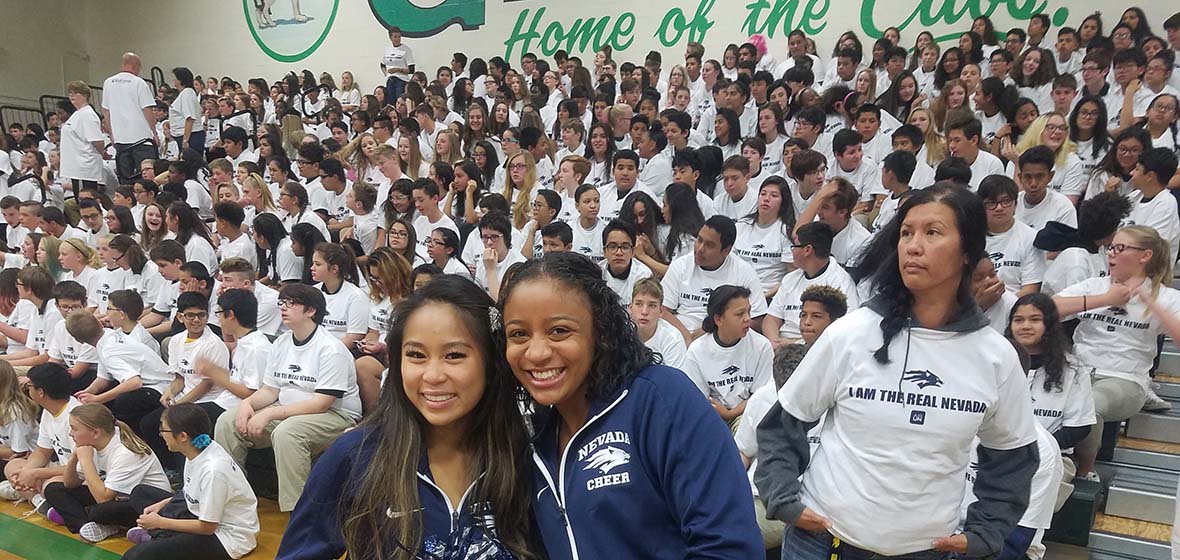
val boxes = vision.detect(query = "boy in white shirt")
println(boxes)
[682,285,773,426]
[1015,146,1078,232]
[714,155,759,219]
[980,175,1046,295]
[630,279,687,369]
[213,283,359,512]
[45,281,97,393]
[214,201,257,270]
[475,212,527,300]
[342,182,383,257]
[139,240,186,338]
[827,129,883,214]
[946,118,1007,191]
[410,178,459,259]
[67,311,172,438]
[600,220,653,305]
[764,222,860,348]
[1,364,81,505]
[105,290,160,354]
[2,266,61,370]
[1125,148,1180,264]
[796,178,872,269]
[314,159,353,237]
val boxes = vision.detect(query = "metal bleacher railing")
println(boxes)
[0,105,45,131]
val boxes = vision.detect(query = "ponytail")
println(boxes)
[114,420,154,456]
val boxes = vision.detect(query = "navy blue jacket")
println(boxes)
[277,428,516,560]
[530,364,762,559]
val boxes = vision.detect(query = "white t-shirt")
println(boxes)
[47,321,98,370]
[96,329,173,394]
[352,211,383,255]
[600,259,652,305]
[597,182,655,221]
[682,331,774,409]
[1016,190,1077,232]
[828,156,883,200]
[4,299,37,354]
[168,328,231,405]
[263,326,362,420]
[382,43,415,82]
[781,307,1038,555]
[413,213,459,259]
[26,303,62,355]
[1028,358,1096,434]
[311,185,352,226]
[961,424,1061,530]
[733,219,791,292]
[85,428,170,494]
[126,261,166,311]
[184,180,214,220]
[736,381,825,497]
[660,253,769,332]
[0,405,37,455]
[1041,247,1106,297]
[219,234,258,270]
[712,185,759,220]
[317,282,369,337]
[151,280,180,321]
[571,219,606,262]
[368,297,395,340]
[89,267,126,314]
[830,220,872,268]
[214,330,272,412]
[643,319,687,369]
[982,290,1018,334]
[474,250,527,294]
[986,221,1046,293]
[183,441,260,559]
[1125,190,1180,264]
[102,72,155,144]
[168,89,202,141]
[37,397,81,463]
[184,235,219,273]
[767,262,860,341]
[60,105,106,182]
[1059,277,1180,389]
[123,324,161,355]
[273,237,303,283]
[966,151,1007,191]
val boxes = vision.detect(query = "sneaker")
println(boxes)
[46,507,65,525]
[1079,471,1101,484]
[0,481,20,501]
[1143,386,1172,412]
[30,494,50,516]
[126,527,153,544]
[79,522,122,543]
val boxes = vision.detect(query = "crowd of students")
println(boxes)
[2,6,1180,560]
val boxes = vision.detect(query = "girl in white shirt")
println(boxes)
[58,238,100,303]
[682,285,773,427]
[354,247,412,413]
[1053,225,1180,482]
[425,227,469,278]
[165,202,218,273]
[42,404,169,541]
[0,362,38,470]
[124,403,259,560]
[733,176,795,298]
[310,243,368,348]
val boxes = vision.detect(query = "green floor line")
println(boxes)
[0,513,121,560]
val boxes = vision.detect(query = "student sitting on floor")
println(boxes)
[213,283,361,512]
[42,404,170,542]
[1,364,81,510]
[122,404,259,560]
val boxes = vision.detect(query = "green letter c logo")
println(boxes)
[369,0,486,37]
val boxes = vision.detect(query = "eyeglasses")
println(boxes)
[508,163,527,170]
[1113,31,1132,39]
[296,159,311,165]
[1078,110,1100,118]
[984,198,1015,210]
[1044,124,1067,133]
[179,311,209,321]
[1150,104,1177,114]
[277,299,304,309]
[388,230,408,239]
[56,303,83,313]
[1118,146,1144,156]
[1109,243,1148,255]
[605,242,634,253]
[481,233,504,242]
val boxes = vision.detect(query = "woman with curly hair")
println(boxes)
[499,251,762,558]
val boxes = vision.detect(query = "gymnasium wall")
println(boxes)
[1,0,1176,108]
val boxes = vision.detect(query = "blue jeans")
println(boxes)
[386,75,407,102]
[995,526,1036,560]
[780,525,952,560]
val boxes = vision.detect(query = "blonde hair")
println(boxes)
[907,107,947,165]
[0,362,37,427]
[1016,113,1077,168]
[1120,225,1173,299]
[433,131,462,165]
[340,132,378,175]
[855,68,877,102]
[242,173,278,213]
[61,238,101,269]
[217,181,240,199]
[502,151,538,230]
[281,113,305,157]
[71,404,153,456]
[66,80,91,99]
[398,135,425,179]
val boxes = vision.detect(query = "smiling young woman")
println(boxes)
[498,252,761,559]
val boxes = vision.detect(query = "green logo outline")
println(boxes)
[368,0,486,38]
[243,0,341,63]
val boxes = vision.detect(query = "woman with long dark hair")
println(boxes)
[657,182,705,268]
[499,252,761,558]
[279,275,539,560]
[289,223,327,285]
[353,246,413,413]
[876,71,921,124]
[1068,96,1111,178]
[309,242,366,347]
[442,160,485,227]
[583,122,617,187]
[618,191,665,266]
[1085,127,1152,199]
[733,175,795,298]
[252,213,300,285]
[756,184,1040,559]
[713,108,742,160]
[933,47,964,94]
[165,202,217,272]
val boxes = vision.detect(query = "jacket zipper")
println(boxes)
[532,389,630,560]
[417,472,481,533]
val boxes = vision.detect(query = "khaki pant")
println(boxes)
[754,497,786,550]
[214,403,354,511]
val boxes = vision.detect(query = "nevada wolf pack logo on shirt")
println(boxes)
[578,431,632,491]
[903,370,943,389]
